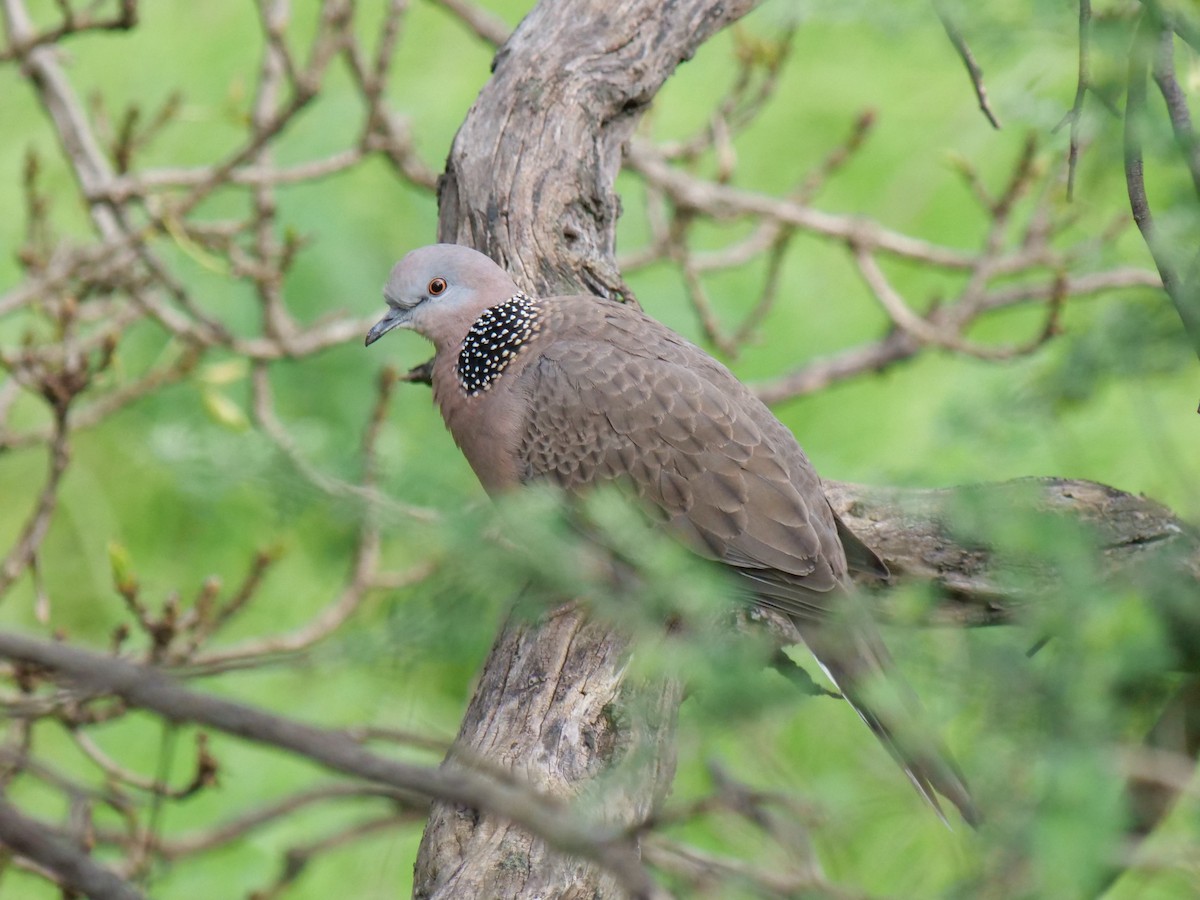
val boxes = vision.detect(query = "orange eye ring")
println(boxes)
[428,277,447,296]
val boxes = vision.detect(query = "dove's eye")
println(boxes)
[428,278,447,295]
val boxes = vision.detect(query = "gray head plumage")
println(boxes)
[365,244,521,351]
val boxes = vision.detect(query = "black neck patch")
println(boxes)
[457,292,542,396]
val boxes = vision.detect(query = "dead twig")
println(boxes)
[933,1,1001,129]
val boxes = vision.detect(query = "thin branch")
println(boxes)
[753,266,1159,405]
[1124,10,1200,357]
[0,0,122,237]
[99,149,365,202]
[1125,19,1159,248]
[339,724,450,755]
[368,0,408,97]
[651,27,796,167]
[851,247,950,346]
[933,0,1001,129]
[730,230,792,348]
[68,728,168,795]
[249,814,412,899]
[0,796,144,900]
[150,783,418,859]
[1150,25,1200,202]
[248,0,299,344]
[164,2,350,224]
[0,0,135,61]
[0,344,200,453]
[975,266,1160,312]
[246,361,436,519]
[643,837,871,900]
[0,406,71,597]
[1057,0,1092,200]
[754,330,919,406]
[796,109,876,205]
[851,245,1055,360]
[430,0,510,46]
[675,241,737,356]
[626,141,979,270]
[0,630,663,900]
[1149,0,1200,54]
[186,368,431,669]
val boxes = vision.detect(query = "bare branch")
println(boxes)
[0,406,70,597]
[1,0,122,237]
[248,814,412,899]
[933,1,1001,129]
[1124,10,1200,357]
[1151,26,1200,202]
[643,837,871,900]
[1057,0,1092,200]
[754,266,1158,404]
[0,796,144,900]
[184,365,432,669]
[0,0,135,61]
[0,630,663,899]
[627,141,978,270]
[151,783,419,859]
[430,0,510,46]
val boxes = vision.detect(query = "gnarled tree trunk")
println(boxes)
[416,2,758,897]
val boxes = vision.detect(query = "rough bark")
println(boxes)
[414,611,683,900]
[416,2,759,897]
[826,477,1200,629]
[436,0,758,302]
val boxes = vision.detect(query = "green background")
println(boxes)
[0,0,1197,896]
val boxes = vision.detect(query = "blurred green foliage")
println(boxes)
[1,0,1198,897]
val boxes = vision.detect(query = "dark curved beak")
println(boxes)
[365,306,411,347]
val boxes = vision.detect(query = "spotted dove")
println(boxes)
[366,243,979,827]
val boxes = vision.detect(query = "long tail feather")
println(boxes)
[796,618,981,829]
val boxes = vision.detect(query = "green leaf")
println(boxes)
[202,389,250,431]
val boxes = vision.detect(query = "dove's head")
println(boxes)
[366,244,521,351]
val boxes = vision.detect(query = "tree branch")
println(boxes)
[0,795,145,900]
[1125,10,1200,360]
[825,478,1199,626]
[0,630,661,899]
[933,0,1001,129]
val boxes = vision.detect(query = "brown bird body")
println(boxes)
[367,243,979,827]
